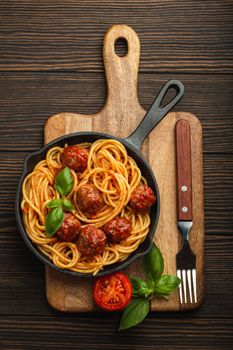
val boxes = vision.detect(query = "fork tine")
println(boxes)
[187,269,193,303]
[182,270,187,303]
[177,269,183,304]
[192,269,197,303]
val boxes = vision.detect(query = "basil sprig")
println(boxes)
[45,167,74,237]
[46,198,74,212]
[119,243,181,331]
[45,207,64,237]
[130,276,153,298]
[142,243,164,280]
[47,199,62,208]
[153,275,181,297]
[55,167,73,196]
[119,298,149,331]
[45,198,74,237]
[61,198,74,211]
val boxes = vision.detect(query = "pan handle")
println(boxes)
[125,80,184,149]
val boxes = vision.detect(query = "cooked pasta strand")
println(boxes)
[21,139,150,274]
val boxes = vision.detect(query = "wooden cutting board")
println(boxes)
[44,25,204,312]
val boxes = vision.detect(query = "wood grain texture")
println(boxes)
[0,0,232,73]
[0,316,233,350]
[149,112,204,311]
[0,73,233,152]
[0,0,232,348]
[0,153,231,234]
[44,24,147,312]
[0,231,231,316]
[44,25,204,312]
[176,119,193,221]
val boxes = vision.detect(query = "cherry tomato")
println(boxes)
[93,272,133,311]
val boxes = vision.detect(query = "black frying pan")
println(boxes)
[15,79,184,277]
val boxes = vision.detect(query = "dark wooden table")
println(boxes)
[0,1,233,349]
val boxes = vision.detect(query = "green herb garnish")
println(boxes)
[142,243,164,280]
[45,168,74,237]
[46,199,62,208]
[45,207,64,237]
[45,197,74,236]
[46,198,74,212]
[61,198,74,211]
[119,298,150,331]
[119,243,181,331]
[55,167,73,196]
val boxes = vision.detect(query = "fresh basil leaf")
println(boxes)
[130,276,153,298]
[61,198,74,211]
[45,207,64,237]
[142,243,164,280]
[153,275,181,296]
[46,199,62,208]
[55,167,73,196]
[119,298,149,331]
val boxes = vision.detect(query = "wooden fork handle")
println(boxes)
[176,119,193,221]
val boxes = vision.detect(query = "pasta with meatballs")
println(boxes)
[21,139,156,275]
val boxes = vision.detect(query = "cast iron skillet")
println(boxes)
[15,79,184,277]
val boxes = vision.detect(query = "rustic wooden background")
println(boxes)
[0,1,232,349]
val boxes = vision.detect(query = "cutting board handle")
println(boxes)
[103,25,142,112]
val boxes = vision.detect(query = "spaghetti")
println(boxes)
[21,139,151,275]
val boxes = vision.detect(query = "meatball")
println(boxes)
[62,145,89,172]
[130,185,156,213]
[77,183,104,214]
[56,212,81,242]
[77,225,107,257]
[103,217,132,244]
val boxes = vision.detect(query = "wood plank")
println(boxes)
[0,316,232,350]
[1,153,232,236]
[204,154,233,234]
[0,1,232,72]
[42,25,204,312]
[147,112,204,311]
[0,73,233,152]
[0,0,232,347]
[1,231,232,273]
[0,234,232,317]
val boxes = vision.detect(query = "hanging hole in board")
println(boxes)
[115,37,128,57]
[160,86,178,109]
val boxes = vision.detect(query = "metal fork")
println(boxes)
[176,222,197,303]
[175,119,197,304]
